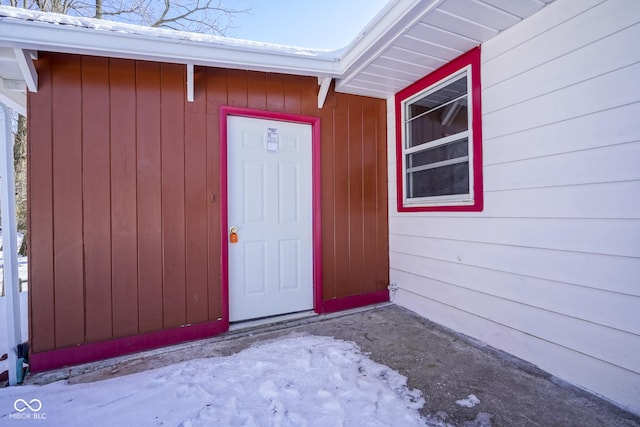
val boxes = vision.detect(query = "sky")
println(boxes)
[0,335,430,426]
[227,0,390,50]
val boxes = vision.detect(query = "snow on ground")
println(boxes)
[455,394,480,408]
[0,335,430,426]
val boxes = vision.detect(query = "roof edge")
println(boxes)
[0,7,342,78]
[337,0,445,92]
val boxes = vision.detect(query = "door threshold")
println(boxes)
[229,310,317,332]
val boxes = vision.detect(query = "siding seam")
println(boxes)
[483,138,640,167]
[388,234,640,260]
[483,178,640,193]
[389,249,640,298]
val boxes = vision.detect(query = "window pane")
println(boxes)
[407,162,469,198]
[407,138,468,170]
[406,76,468,148]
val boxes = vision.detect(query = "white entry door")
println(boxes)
[227,115,313,322]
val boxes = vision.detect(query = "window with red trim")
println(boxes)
[395,47,483,212]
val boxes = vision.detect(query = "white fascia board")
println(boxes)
[0,18,342,78]
[336,0,445,93]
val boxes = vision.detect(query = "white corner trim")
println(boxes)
[0,102,22,386]
[13,48,38,93]
[317,77,332,109]
[187,63,194,103]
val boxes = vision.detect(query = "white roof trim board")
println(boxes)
[0,0,554,110]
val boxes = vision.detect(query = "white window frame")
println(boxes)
[400,66,475,208]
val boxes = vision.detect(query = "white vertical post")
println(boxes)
[186,63,194,103]
[317,77,332,109]
[0,103,21,386]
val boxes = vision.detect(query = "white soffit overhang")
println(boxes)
[337,0,555,98]
[0,0,554,112]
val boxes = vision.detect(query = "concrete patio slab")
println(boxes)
[23,304,640,426]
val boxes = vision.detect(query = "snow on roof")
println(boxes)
[0,5,338,59]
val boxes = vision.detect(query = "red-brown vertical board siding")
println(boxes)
[320,95,336,299]
[206,68,227,113]
[161,63,187,329]
[348,96,365,295]
[51,54,85,348]
[185,66,209,324]
[82,56,113,342]
[266,74,285,112]
[332,93,351,298]
[300,76,318,118]
[283,74,302,115]
[206,68,227,320]
[136,61,164,333]
[28,54,55,352]
[362,97,380,293]
[110,58,139,338]
[227,70,248,108]
[318,91,389,301]
[28,58,389,364]
[376,101,389,290]
[247,71,267,111]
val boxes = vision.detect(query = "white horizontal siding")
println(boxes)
[484,102,640,165]
[390,234,639,296]
[483,60,640,139]
[483,21,640,114]
[484,141,640,191]
[481,0,603,63]
[390,216,640,258]
[483,181,640,219]
[482,0,637,85]
[390,252,640,335]
[388,0,640,414]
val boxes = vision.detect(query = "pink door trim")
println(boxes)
[219,106,323,326]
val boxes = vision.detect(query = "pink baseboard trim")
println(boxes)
[29,291,389,372]
[322,290,389,314]
[29,320,228,373]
